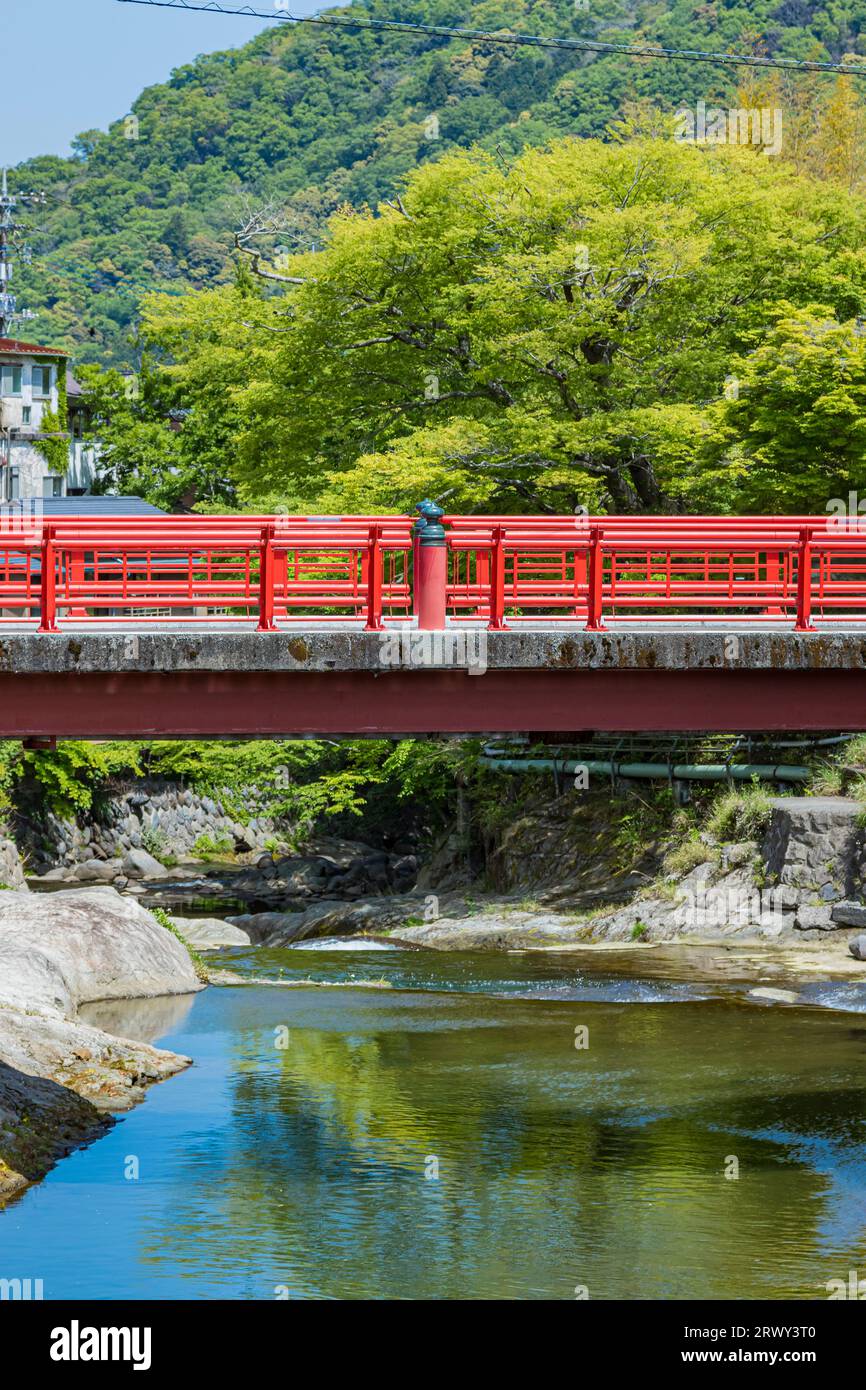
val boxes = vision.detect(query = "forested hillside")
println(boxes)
[8,0,866,364]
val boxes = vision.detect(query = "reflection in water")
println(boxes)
[4,952,866,1299]
[79,992,198,1045]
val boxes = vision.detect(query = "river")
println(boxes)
[3,939,866,1299]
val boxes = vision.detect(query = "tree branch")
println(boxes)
[234,204,315,285]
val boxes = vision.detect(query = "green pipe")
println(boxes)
[484,734,849,753]
[480,758,810,783]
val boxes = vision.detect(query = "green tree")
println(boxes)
[145,136,866,514]
[713,307,866,511]
[78,344,240,511]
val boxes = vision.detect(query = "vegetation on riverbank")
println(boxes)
[150,907,210,984]
[6,732,866,870]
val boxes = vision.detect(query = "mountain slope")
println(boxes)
[9,0,865,363]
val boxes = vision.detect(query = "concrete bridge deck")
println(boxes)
[1,623,865,737]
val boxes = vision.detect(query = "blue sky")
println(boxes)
[2,0,323,167]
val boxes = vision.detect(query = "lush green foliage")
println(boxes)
[192,833,236,861]
[10,0,866,366]
[716,307,866,510]
[150,906,209,981]
[18,742,144,815]
[132,136,866,514]
[75,360,240,512]
[706,784,774,841]
[3,737,483,838]
[0,743,22,822]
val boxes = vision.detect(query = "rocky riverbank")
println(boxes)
[0,888,202,1204]
[209,797,866,963]
[16,784,866,964]
[17,769,866,959]
[27,832,420,901]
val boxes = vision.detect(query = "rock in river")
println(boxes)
[170,916,251,950]
[0,888,202,1014]
[0,888,201,1203]
[122,847,168,880]
[75,857,123,883]
[748,987,800,1005]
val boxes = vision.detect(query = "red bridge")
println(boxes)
[0,509,864,738]
[1,511,862,633]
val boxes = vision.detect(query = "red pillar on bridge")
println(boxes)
[37,527,58,634]
[795,528,816,633]
[414,500,448,630]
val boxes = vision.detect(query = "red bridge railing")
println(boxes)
[0,511,865,632]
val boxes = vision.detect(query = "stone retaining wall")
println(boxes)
[583,796,866,943]
[761,797,864,900]
[17,782,281,873]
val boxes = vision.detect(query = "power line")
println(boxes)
[116,0,866,77]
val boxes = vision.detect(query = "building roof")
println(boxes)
[41,497,166,516]
[0,337,67,358]
[66,369,84,398]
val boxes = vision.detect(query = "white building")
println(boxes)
[0,337,96,501]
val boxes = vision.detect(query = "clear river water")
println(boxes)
[3,940,866,1300]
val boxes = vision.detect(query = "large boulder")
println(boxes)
[0,836,28,892]
[255,853,277,879]
[794,906,836,932]
[721,842,758,869]
[390,854,419,891]
[399,909,591,951]
[277,856,342,894]
[228,894,425,945]
[0,888,202,1018]
[748,987,800,1005]
[831,901,866,929]
[122,847,167,880]
[0,887,200,1202]
[169,916,251,950]
[76,858,123,883]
